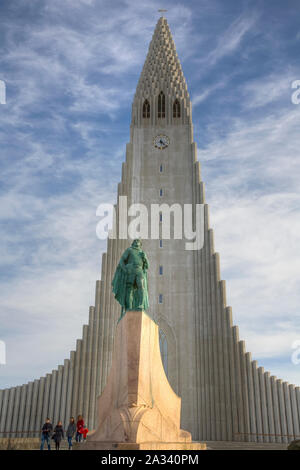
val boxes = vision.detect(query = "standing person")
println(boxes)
[40,418,53,450]
[76,415,84,442]
[81,424,89,443]
[66,417,76,450]
[52,420,64,451]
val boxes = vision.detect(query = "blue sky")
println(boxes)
[0,0,300,389]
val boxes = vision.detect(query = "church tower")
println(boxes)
[117,15,199,437]
[1,17,300,445]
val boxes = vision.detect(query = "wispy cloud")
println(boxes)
[241,71,298,109]
[197,11,259,68]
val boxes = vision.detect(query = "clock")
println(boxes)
[154,135,170,150]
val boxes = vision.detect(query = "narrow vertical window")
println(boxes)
[143,99,150,118]
[159,188,163,197]
[173,99,180,118]
[159,239,163,248]
[159,329,168,376]
[158,91,165,118]
[159,213,162,222]
[159,265,163,275]
[159,294,163,304]
[159,164,163,173]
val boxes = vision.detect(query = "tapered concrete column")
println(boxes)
[277,380,288,443]
[289,384,300,439]
[83,307,95,425]
[264,372,275,443]
[198,244,206,440]
[283,381,294,441]
[60,359,69,428]
[29,379,39,436]
[226,308,238,440]
[245,353,257,442]
[53,365,63,426]
[270,376,282,443]
[5,387,16,436]
[36,377,45,437]
[106,240,119,401]
[78,325,88,418]
[209,240,221,441]
[11,386,21,437]
[258,367,269,442]
[296,387,300,437]
[233,327,244,441]
[204,219,215,441]
[97,253,107,397]
[48,371,57,425]
[23,382,33,436]
[0,389,9,436]
[66,351,75,424]
[252,362,263,443]
[71,339,82,418]
[239,341,250,441]
[42,374,51,424]
[90,281,101,429]
[0,389,3,427]
[102,240,114,388]
[219,280,232,441]
[17,384,27,435]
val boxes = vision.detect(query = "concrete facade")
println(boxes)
[0,17,300,443]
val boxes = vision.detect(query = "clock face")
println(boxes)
[154,135,170,150]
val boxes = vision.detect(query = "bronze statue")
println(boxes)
[112,239,149,321]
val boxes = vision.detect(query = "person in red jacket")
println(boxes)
[81,426,89,442]
[76,415,84,442]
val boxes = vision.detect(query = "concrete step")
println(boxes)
[205,440,288,450]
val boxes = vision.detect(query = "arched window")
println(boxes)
[173,99,180,118]
[142,99,150,118]
[158,91,165,118]
[159,329,168,376]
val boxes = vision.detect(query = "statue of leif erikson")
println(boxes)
[112,239,149,321]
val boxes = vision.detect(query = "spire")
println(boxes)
[132,17,191,126]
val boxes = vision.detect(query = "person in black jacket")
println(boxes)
[52,421,64,450]
[66,417,76,450]
[40,418,53,450]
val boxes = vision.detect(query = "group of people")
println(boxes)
[40,415,89,450]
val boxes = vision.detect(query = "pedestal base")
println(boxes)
[90,311,194,444]
[82,311,202,450]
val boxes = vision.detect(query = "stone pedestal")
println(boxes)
[81,310,205,450]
